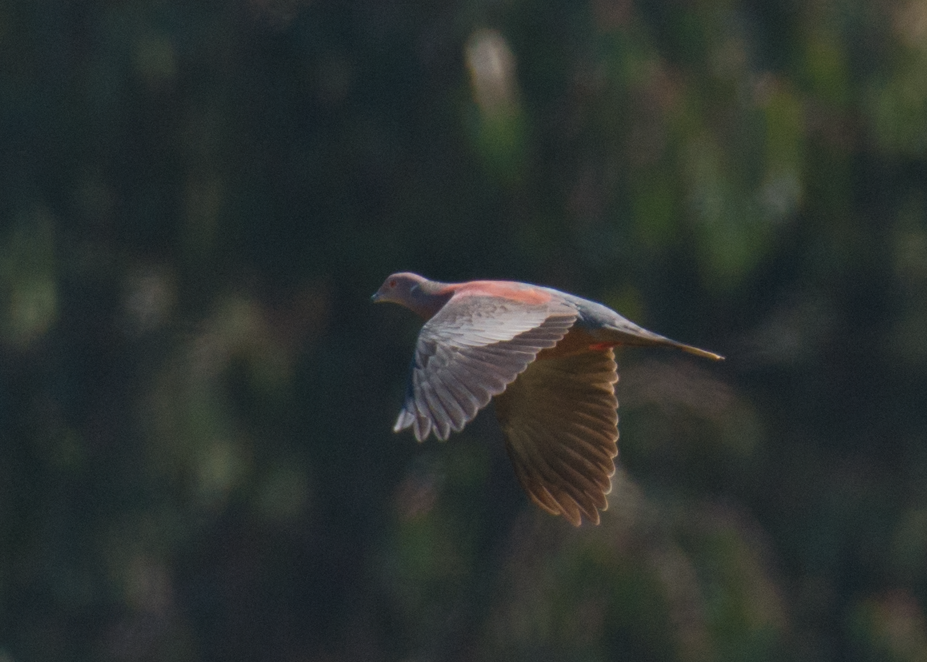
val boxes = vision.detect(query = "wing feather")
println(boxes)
[394,295,578,441]
[496,347,619,526]
[511,434,589,525]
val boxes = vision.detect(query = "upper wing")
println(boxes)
[394,295,578,441]
[495,347,619,526]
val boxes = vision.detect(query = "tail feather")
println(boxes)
[670,341,724,361]
[600,324,724,361]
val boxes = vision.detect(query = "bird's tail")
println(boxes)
[669,341,725,361]
[600,325,724,361]
[597,319,724,360]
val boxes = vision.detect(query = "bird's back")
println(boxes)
[541,288,723,359]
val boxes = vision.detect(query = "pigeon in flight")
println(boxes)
[373,272,723,525]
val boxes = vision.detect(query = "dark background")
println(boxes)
[3,0,927,660]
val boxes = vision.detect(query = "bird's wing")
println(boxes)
[394,295,577,441]
[495,347,619,526]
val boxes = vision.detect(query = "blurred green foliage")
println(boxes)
[2,0,927,660]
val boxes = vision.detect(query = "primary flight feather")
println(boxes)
[373,272,723,526]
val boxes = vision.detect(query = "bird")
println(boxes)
[373,272,723,526]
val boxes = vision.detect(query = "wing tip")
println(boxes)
[395,406,457,442]
[540,484,604,527]
[393,411,412,434]
[559,499,603,526]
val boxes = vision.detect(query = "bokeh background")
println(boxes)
[3,0,927,660]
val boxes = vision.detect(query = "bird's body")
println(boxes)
[373,272,723,526]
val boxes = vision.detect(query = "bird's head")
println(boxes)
[372,272,450,318]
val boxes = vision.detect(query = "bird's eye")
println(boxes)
[389,279,398,288]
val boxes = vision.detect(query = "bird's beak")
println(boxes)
[371,291,383,303]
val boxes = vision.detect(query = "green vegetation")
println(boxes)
[2,0,926,659]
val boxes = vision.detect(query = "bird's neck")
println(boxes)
[410,280,455,319]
